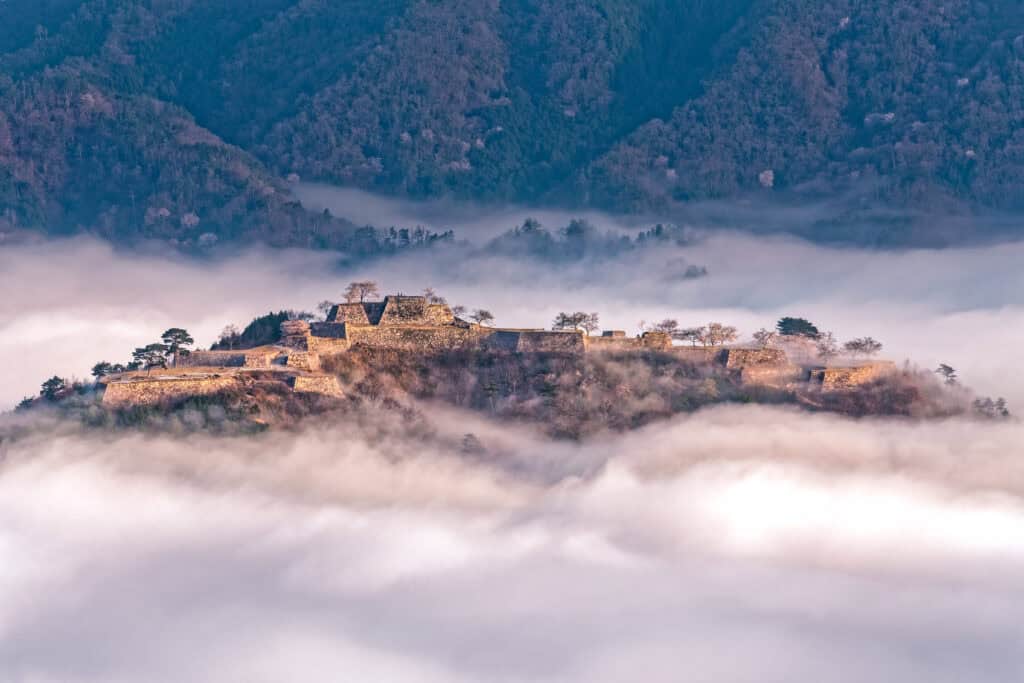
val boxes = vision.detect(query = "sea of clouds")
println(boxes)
[1,406,1023,682]
[1,191,1023,681]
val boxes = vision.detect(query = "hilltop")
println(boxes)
[12,288,1007,439]
[3,1,1024,245]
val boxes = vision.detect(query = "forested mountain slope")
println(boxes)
[1,0,1023,244]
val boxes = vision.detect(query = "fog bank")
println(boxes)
[1,405,1023,682]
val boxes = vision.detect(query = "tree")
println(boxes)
[343,281,380,303]
[91,361,114,379]
[553,312,584,332]
[316,300,334,319]
[777,317,820,338]
[650,319,680,335]
[470,309,495,326]
[218,324,241,350]
[935,364,958,386]
[90,361,124,379]
[843,337,883,359]
[816,332,840,362]
[973,397,1010,419]
[451,304,467,318]
[702,322,738,347]
[132,343,170,374]
[552,311,599,334]
[40,376,67,401]
[423,287,446,304]
[676,327,705,347]
[161,328,194,361]
[752,328,778,348]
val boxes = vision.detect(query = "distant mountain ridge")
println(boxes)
[2,0,1024,245]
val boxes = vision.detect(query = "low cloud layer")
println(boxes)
[1,406,1023,682]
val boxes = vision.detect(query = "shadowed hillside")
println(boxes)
[3,0,1024,244]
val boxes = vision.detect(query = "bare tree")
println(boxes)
[316,300,335,319]
[470,309,495,326]
[218,324,241,350]
[816,331,840,363]
[676,327,705,347]
[703,322,738,347]
[451,304,467,318]
[423,287,447,304]
[843,337,883,359]
[650,319,680,335]
[343,281,380,303]
[553,312,584,332]
[752,328,778,348]
[553,312,599,335]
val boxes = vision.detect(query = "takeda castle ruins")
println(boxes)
[101,294,895,407]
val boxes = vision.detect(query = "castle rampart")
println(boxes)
[102,293,900,409]
[345,323,483,352]
[809,361,896,389]
[484,329,586,353]
[584,331,671,352]
[102,374,241,407]
[292,375,343,397]
[178,347,282,368]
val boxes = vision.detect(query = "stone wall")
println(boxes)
[720,348,789,369]
[809,361,897,390]
[307,335,351,354]
[345,324,481,351]
[280,320,311,349]
[179,350,247,367]
[292,375,344,397]
[102,375,241,407]
[330,303,372,325]
[310,322,346,338]
[585,335,643,351]
[286,352,320,372]
[330,297,455,327]
[737,364,803,386]
[483,329,585,353]
[379,297,455,326]
[178,348,282,368]
[671,347,720,363]
[640,331,672,350]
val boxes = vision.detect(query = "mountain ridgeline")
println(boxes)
[2,0,1024,246]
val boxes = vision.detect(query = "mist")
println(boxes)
[1,405,1023,682]
[2,201,1023,407]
